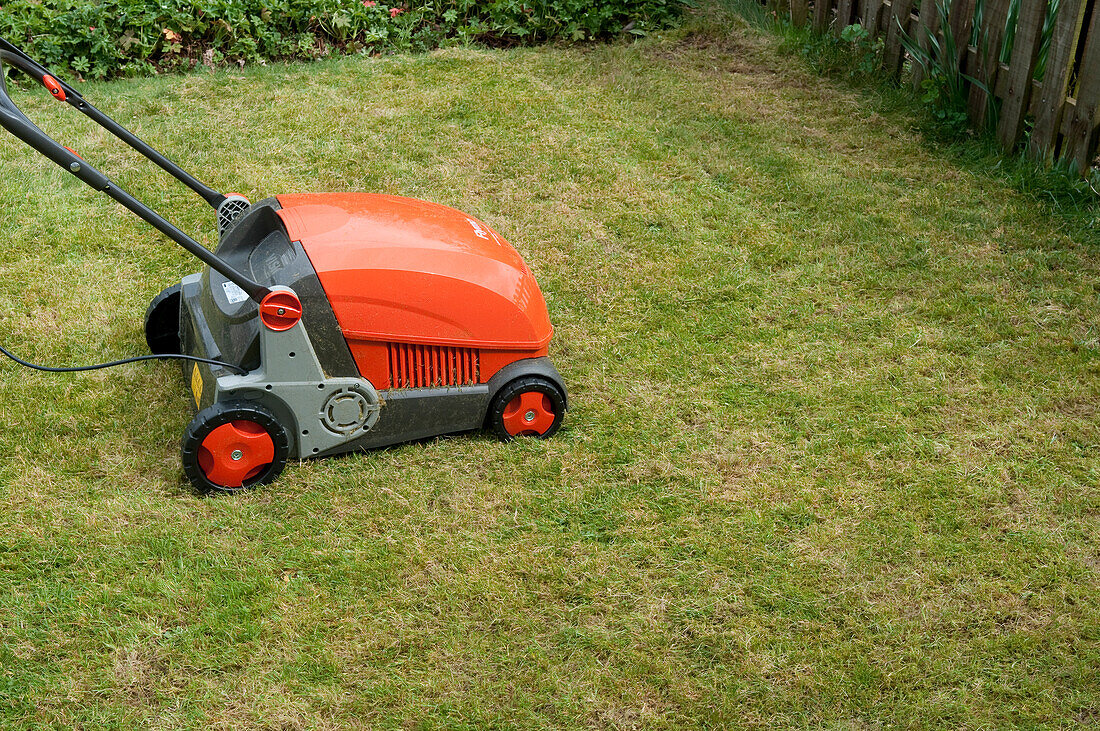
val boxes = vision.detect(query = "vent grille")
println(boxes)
[387,343,480,389]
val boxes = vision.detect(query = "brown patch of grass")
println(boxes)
[644,21,782,79]
[1053,396,1098,419]
[114,646,174,703]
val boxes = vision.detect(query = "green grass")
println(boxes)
[2,3,1100,728]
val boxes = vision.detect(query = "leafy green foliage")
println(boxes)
[839,23,884,76]
[777,22,884,82]
[897,0,984,139]
[0,0,688,79]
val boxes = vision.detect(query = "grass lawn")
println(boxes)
[1,3,1099,728]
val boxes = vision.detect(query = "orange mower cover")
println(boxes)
[275,193,554,388]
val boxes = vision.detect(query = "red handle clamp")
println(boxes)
[42,75,65,102]
[259,291,303,332]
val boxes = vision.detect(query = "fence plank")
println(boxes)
[996,0,1050,147]
[967,0,1012,126]
[791,0,810,26]
[835,0,856,34]
[949,0,977,67]
[912,0,940,91]
[814,0,834,32]
[878,0,894,32]
[884,0,916,74]
[860,0,883,32]
[1028,0,1087,162]
[1064,1,1100,171]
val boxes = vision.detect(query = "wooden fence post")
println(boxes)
[835,0,856,34]
[912,0,940,91]
[884,0,916,76]
[1064,2,1100,172]
[791,0,810,26]
[948,0,976,67]
[1028,0,1086,163]
[996,0,1050,148]
[859,0,883,32]
[814,0,833,32]
[967,0,1012,127]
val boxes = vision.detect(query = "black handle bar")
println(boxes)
[0,37,226,207]
[0,38,269,302]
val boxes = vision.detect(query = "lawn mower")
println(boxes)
[0,38,567,492]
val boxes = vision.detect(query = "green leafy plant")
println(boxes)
[0,0,689,80]
[897,0,986,137]
[786,22,884,80]
[840,23,884,76]
[1033,0,1061,80]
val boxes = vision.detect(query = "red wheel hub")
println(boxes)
[501,391,556,436]
[198,420,275,488]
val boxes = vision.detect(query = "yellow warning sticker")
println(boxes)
[191,364,203,407]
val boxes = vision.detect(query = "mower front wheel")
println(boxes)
[181,400,290,494]
[144,283,182,355]
[487,376,566,441]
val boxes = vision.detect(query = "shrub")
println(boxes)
[0,0,688,80]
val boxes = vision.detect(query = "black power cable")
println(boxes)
[0,342,247,375]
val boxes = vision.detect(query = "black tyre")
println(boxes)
[145,283,182,355]
[181,400,290,494]
[487,376,566,442]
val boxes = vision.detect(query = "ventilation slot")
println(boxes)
[387,343,480,389]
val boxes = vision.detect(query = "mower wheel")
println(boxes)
[145,283,182,355]
[487,376,566,441]
[181,400,290,494]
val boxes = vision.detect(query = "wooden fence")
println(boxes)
[778,0,1100,175]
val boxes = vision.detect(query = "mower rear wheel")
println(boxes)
[144,283,182,355]
[181,400,290,494]
[487,376,566,441]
